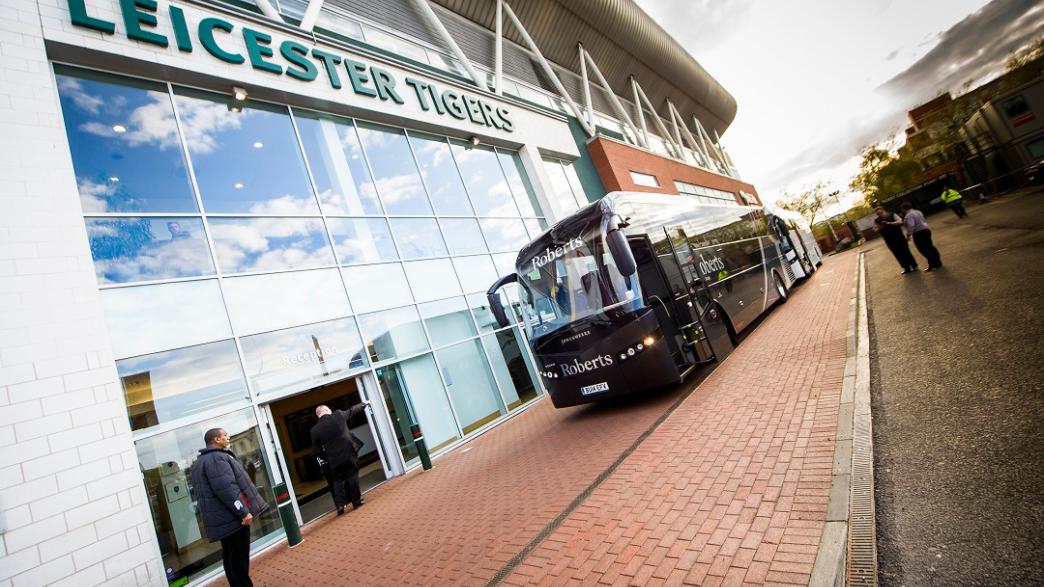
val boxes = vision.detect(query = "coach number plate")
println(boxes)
[580,382,609,396]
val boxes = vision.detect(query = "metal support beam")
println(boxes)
[297,0,326,32]
[251,0,282,22]
[692,116,728,172]
[631,78,649,148]
[578,44,594,128]
[631,78,682,158]
[713,130,737,169]
[409,0,487,90]
[501,1,595,136]
[494,0,503,95]
[667,100,710,168]
[577,48,643,147]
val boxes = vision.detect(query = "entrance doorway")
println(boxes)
[267,376,388,523]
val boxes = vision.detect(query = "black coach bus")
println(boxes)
[487,191,793,408]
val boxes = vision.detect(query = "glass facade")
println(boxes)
[55,65,546,584]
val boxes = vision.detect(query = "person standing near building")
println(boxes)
[900,203,943,271]
[873,206,918,274]
[940,187,968,218]
[190,428,268,587]
[311,402,370,515]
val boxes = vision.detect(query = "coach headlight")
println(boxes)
[643,336,655,346]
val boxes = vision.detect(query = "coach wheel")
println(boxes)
[716,303,739,347]
[774,273,788,305]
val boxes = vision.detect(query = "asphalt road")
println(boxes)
[864,189,1044,586]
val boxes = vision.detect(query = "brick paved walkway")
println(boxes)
[232,252,857,587]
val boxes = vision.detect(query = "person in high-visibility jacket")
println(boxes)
[940,187,968,218]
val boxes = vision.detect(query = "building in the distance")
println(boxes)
[0,0,758,584]
[962,77,1044,190]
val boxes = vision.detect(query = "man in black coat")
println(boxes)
[311,402,370,515]
[190,428,269,587]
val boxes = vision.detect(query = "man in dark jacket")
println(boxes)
[190,428,268,587]
[311,402,370,515]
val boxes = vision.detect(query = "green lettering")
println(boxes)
[405,77,430,111]
[371,66,403,104]
[480,101,500,129]
[426,84,446,115]
[442,89,466,119]
[169,6,192,52]
[497,106,514,132]
[311,49,342,89]
[463,95,484,125]
[119,0,167,47]
[280,41,317,81]
[242,28,281,74]
[199,18,243,64]
[67,0,115,34]
[343,58,377,97]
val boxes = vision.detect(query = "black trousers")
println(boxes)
[220,526,253,587]
[948,202,967,217]
[883,235,917,270]
[912,230,942,268]
[330,461,362,508]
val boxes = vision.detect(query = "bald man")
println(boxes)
[310,401,370,515]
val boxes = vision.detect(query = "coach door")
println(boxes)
[663,227,734,363]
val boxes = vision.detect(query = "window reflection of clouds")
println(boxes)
[342,264,413,313]
[327,218,397,264]
[403,259,461,303]
[439,218,487,255]
[208,217,334,273]
[419,297,476,348]
[101,280,232,359]
[497,151,541,217]
[524,218,548,239]
[240,317,368,398]
[356,122,431,215]
[173,90,318,214]
[389,218,447,259]
[294,111,382,215]
[116,340,248,432]
[452,255,499,294]
[55,68,196,213]
[223,269,352,336]
[450,141,519,217]
[86,217,214,284]
[479,218,529,252]
[409,133,473,216]
[542,158,582,213]
[357,306,429,363]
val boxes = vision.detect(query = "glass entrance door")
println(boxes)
[267,376,388,523]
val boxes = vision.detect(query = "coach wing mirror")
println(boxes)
[487,273,518,329]
[607,229,637,277]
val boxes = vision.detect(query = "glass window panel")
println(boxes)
[363,27,429,63]
[452,255,499,294]
[563,162,590,204]
[491,252,518,278]
[541,158,581,215]
[101,280,231,359]
[419,296,476,348]
[136,409,281,585]
[403,259,462,303]
[355,122,431,215]
[294,111,382,215]
[342,264,413,313]
[497,150,541,216]
[436,339,505,435]
[240,317,367,398]
[481,329,540,411]
[86,217,214,284]
[173,88,317,214]
[358,306,428,363]
[117,340,248,432]
[208,217,334,273]
[467,292,499,333]
[439,218,487,255]
[479,218,529,253]
[223,269,351,336]
[375,354,459,466]
[315,11,364,40]
[450,142,519,217]
[524,218,548,239]
[54,66,197,213]
[408,132,473,215]
[389,218,447,259]
[327,218,397,264]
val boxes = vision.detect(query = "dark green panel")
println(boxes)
[567,117,607,203]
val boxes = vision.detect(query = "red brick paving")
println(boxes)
[227,252,855,586]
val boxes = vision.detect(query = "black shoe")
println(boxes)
[924,267,936,272]
[901,268,915,274]
[336,507,345,516]
[353,501,364,509]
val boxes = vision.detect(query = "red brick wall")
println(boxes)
[587,137,761,205]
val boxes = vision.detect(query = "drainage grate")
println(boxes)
[847,254,878,586]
